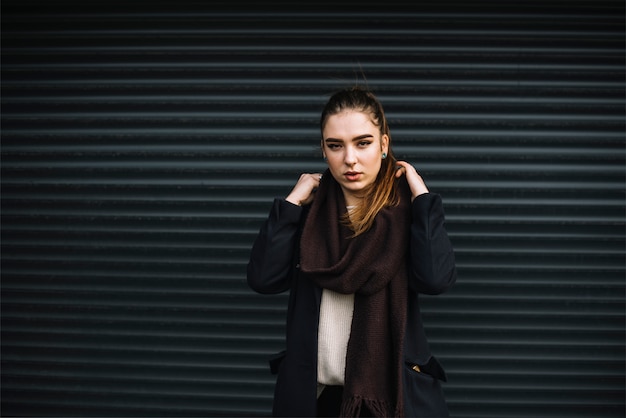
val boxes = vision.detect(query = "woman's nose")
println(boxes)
[344,146,357,165]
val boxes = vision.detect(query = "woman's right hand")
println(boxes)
[285,173,323,206]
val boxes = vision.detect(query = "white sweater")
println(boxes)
[317,288,355,395]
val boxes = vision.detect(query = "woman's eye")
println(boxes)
[327,144,341,150]
[358,141,372,147]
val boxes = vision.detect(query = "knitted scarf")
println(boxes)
[300,168,412,417]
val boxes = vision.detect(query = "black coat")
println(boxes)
[247,193,457,417]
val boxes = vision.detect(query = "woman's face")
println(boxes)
[322,110,389,206]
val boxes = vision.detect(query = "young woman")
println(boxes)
[247,86,457,417]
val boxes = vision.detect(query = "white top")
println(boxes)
[317,289,355,395]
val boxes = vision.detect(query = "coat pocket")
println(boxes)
[403,360,449,417]
[405,355,447,382]
[268,350,286,375]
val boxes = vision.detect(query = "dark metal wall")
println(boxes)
[2,1,624,417]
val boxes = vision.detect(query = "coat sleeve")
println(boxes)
[408,193,457,295]
[247,198,303,294]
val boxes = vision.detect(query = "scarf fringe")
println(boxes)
[340,396,401,418]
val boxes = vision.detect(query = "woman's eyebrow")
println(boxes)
[324,134,374,143]
[324,137,343,143]
[351,134,374,141]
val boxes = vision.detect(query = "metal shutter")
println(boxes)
[2,1,624,417]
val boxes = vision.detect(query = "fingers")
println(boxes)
[395,160,429,198]
[394,160,413,178]
[301,172,323,187]
[297,173,323,188]
[286,172,324,206]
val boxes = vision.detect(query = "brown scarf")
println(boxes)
[300,169,412,417]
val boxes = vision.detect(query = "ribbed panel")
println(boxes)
[2,2,624,417]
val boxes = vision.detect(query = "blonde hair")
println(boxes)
[320,86,400,237]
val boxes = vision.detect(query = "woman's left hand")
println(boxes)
[395,160,429,201]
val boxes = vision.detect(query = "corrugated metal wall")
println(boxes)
[2,1,624,417]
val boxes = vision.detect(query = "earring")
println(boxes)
[382,153,387,159]
[323,156,328,161]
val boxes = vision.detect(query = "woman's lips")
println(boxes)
[344,172,362,181]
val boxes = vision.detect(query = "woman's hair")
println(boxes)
[320,86,400,237]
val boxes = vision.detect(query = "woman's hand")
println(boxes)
[286,173,324,206]
[395,161,429,201]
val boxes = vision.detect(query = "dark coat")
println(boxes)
[247,193,457,417]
